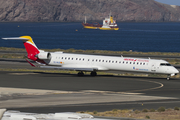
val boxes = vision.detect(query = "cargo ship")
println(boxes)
[82,13,119,30]
[82,16,102,29]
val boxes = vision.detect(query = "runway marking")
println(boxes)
[100,76,164,93]
[79,90,143,95]
[9,73,39,75]
[77,79,164,94]
[0,87,79,95]
[123,79,164,93]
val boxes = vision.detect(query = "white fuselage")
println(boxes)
[44,52,179,75]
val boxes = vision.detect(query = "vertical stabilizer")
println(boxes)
[20,36,40,60]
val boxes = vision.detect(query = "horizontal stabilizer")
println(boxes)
[2,37,29,41]
[40,66,97,71]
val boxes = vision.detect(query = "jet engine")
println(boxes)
[36,52,51,59]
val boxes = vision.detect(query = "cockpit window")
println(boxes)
[160,63,171,66]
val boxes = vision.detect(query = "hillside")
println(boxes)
[0,0,180,22]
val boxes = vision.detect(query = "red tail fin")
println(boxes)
[20,36,40,61]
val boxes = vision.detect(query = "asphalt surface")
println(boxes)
[0,58,180,114]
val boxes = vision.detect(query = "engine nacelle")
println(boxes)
[36,52,51,59]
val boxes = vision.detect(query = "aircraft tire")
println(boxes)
[90,71,97,76]
[78,71,84,76]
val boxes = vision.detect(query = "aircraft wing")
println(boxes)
[40,66,97,71]
[26,59,97,71]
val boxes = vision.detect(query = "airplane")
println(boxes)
[2,36,179,80]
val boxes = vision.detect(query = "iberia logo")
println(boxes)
[124,58,137,61]
[124,58,149,62]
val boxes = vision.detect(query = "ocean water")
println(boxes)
[0,22,180,52]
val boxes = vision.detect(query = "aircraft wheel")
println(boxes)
[167,75,170,80]
[78,71,84,76]
[90,71,97,76]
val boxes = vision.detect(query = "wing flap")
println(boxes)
[40,66,97,71]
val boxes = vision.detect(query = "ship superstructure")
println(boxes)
[99,13,119,30]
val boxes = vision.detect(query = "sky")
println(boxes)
[155,0,180,6]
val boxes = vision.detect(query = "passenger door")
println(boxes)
[151,63,156,72]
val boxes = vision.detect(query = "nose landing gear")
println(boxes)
[167,73,176,80]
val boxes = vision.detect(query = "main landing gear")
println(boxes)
[78,71,84,76]
[77,71,97,76]
[90,71,97,76]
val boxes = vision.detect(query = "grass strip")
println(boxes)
[78,107,180,120]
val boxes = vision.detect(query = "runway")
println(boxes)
[0,58,180,113]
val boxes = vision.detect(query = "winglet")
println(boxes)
[26,59,36,67]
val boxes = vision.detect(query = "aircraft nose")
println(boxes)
[174,67,179,74]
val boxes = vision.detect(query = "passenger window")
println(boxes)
[68,57,70,60]
[99,60,101,62]
[126,62,128,64]
[102,60,104,62]
[143,63,145,65]
[112,61,114,63]
[62,57,63,59]
[76,58,78,60]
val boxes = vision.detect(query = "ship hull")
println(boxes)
[82,23,102,29]
[82,23,119,30]
[99,27,119,30]
[83,26,99,29]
